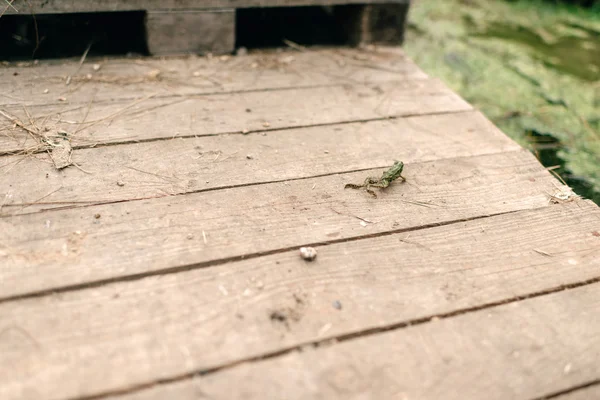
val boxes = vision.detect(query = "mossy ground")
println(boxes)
[403,0,600,203]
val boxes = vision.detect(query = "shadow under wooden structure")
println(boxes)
[2,0,410,54]
[1,2,600,400]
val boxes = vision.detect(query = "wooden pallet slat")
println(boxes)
[0,150,567,300]
[0,111,520,214]
[145,10,235,55]
[3,0,410,14]
[0,78,471,155]
[0,47,427,107]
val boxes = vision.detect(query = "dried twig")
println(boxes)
[283,39,307,52]
[330,207,375,223]
[66,42,93,86]
[533,249,553,257]
[0,109,39,136]
[1,0,17,18]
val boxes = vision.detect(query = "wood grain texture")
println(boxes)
[0,111,521,215]
[1,201,599,400]
[2,0,410,14]
[145,10,235,55]
[108,282,600,400]
[0,78,470,154]
[0,47,427,107]
[0,150,569,299]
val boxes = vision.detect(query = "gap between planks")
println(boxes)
[1,201,599,400]
[0,110,520,216]
[100,281,600,400]
[533,381,600,400]
[88,280,600,400]
[0,77,471,155]
[0,47,427,107]
[0,150,571,300]
[0,108,467,158]
[0,207,522,304]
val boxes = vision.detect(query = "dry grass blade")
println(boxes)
[283,39,307,52]
[533,248,553,257]
[66,42,93,86]
[2,0,17,14]
[0,109,39,136]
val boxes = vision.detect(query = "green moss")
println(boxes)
[404,0,600,203]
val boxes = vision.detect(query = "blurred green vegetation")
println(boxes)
[403,0,600,203]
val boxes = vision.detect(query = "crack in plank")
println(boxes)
[0,206,530,304]
[55,277,600,400]
[0,107,470,157]
[0,138,512,218]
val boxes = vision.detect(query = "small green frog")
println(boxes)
[344,161,406,198]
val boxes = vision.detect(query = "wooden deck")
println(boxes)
[1,46,599,400]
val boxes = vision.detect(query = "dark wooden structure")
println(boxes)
[2,0,410,54]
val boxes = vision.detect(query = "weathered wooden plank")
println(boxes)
[0,111,521,215]
[145,10,235,55]
[0,150,567,299]
[0,77,471,154]
[1,201,599,400]
[2,0,409,14]
[0,47,428,107]
[107,282,600,400]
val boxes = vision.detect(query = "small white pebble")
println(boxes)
[43,89,49,94]
[262,122,270,127]
[246,154,254,160]
[243,288,252,296]
[300,247,317,261]
[92,64,101,71]
[564,363,572,374]
[219,55,230,62]
[360,221,368,227]
[324,150,329,154]
[318,323,332,336]
[192,71,201,77]
[58,97,67,102]
[86,73,92,79]
[218,285,229,296]
[186,233,194,240]
[242,128,249,134]
[236,47,248,56]
[116,180,125,187]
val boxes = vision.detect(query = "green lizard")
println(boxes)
[344,161,406,198]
